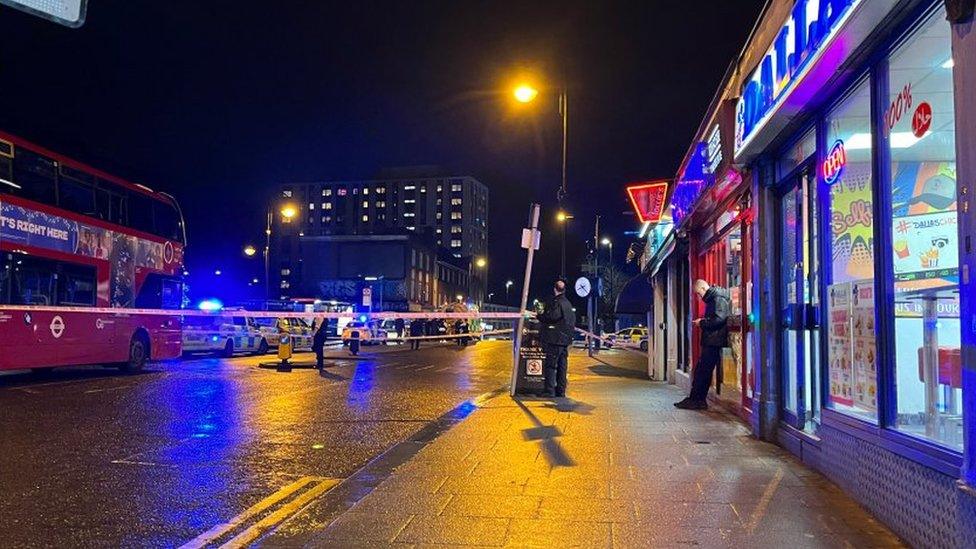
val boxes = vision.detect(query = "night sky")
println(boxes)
[0,1,764,303]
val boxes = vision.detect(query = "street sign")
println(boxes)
[1,0,87,27]
[575,277,591,298]
[626,180,670,224]
[520,228,541,250]
[362,287,372,308]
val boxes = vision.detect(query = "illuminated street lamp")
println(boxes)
[263,202,298,303]
[601,237,613,265]
[505,279,514,303]
[243,244,257,257]
[511,79,569,203]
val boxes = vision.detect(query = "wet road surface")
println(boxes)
[0,340,514,547]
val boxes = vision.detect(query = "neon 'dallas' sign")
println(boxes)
[735,0,861,155]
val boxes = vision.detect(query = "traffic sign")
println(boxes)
[575,277,591,298]
[1,0,87,27]
[362,287,372,308]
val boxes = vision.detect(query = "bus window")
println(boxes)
[58,176,97,217]
[12,147,57,204]
[8,255,57,306]
[135,273,183,309]
[127,191,154,235]
[161,278,182,309]
[58,265,96,306]
[153,201,183,243]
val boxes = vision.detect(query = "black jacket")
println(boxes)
[700,286,731,348]
[538,293,576,347]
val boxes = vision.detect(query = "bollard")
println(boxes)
[277,334,293,372]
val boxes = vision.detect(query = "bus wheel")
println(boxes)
[222,339,235,358]
[256,339,269,355]
[121,333,149,373]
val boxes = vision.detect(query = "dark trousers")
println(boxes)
[690,345,723,402]
[315,348,324,369]
[543,343,569,396]
[410,338,420,350]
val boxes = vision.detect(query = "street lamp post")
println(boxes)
[505,280,514,304]
[513,82,570,215]
[556,211,574,278]
[265,203,297,306]
[474,257,488,305]
[601,237,613,266]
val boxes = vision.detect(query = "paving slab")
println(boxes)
[304,349,905,548]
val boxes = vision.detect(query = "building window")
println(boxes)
[824,77,877,424]
[337,188,347,196]
[280,281,290,289]
[452,184,462,192]
[363,188,369,195]
[407,226,415,231]
[362,201,369,208]
[884,11,961,451]
[404,212,415,217]
[282,190,293,198]
[436,212,443,220]
[436,185,443,192]
[451,212,462,220]
[376,201,386,208]
[451,225,462,234]
[377,187,386,194]
[281,268,291,276]
[451,198,462,206]
[451,239,461,248]
[404,185,416,190]
[404,199,416,204]
[322,188,332,197]
[362,214,369,222]
[308,203,315,210]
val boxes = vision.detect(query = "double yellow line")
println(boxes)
[180,476,340,549]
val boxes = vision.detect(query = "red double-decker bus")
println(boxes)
[0,130,185,372]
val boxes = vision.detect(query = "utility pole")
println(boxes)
[511,203,541,396]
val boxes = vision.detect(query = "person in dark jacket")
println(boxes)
[312,318,327,370]
[394,317,405,340]
[538,279,576,398]
[675,279,731,410]
[409,318,424,350]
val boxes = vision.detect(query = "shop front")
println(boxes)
[660,0,976,544]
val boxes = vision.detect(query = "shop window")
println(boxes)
[824,78,878,423]
[780,128,817,178]
[885,11,961,451]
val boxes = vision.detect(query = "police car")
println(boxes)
[272,317,314,352]
[181,314,271,356]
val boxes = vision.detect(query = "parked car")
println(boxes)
[182,314,270,356]
[607,327,648,348]
[341,321,387,345]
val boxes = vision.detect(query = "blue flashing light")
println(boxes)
[198,299,224,312]
[359,314,368,323]
[211,335,220,342]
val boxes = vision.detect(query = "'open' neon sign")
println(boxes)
[822,139,847,185]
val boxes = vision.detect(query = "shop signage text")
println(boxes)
[736,0,861,154]
[705,124,723,174]
[822,139,847,186]
[626,180,670,224]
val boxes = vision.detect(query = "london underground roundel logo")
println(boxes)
[822,139,847,186]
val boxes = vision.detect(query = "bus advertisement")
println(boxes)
[0,131,185,372]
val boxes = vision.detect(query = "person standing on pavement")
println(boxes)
[675,279,731,410]
[538,279,576,398]
[312,318,327,370]
[409,318,423,350]
[394,317,405,341]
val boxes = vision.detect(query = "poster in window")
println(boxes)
[890,162,957,287]
[827,282,854,407]
[851,280,878,411]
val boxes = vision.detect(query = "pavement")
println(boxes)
[281,350,906,548]
[0,341,905,547]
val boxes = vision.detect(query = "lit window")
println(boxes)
[280,281,290,289]
[324,203,332,210]
[377,187,386,193]
[436,185,443,192]
[451,240,461,247]
[320,216,328,223]
[377,201,386,208]
[451,212,462,220]
[337,188,347,196]
[404,185,416,190]
[322,189,332,197]
[451,198,462,206]
[281,268,291,275]
[353,188,359,195]
[363,188,369,195]
[436,228,442,234]
[283,190,293,198]
[404,212,415,217]
[451,225,462,234]
[309,203,315,210]
[407,226,415,231]
[420,187,427,193]
[405,199,416,204]
[452,184,462,192]
[362,215,369,222]
[362,201,369,208]
[436,212,442,220]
